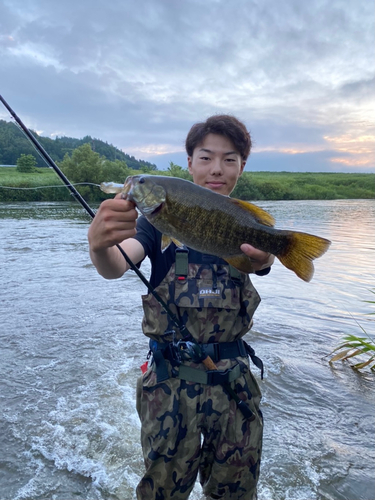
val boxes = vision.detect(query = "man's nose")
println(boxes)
[210,158,223,174]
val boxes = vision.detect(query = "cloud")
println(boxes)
[148,148,373,173]
[1,0,374,172]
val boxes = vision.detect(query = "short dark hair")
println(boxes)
[185,114,252,160]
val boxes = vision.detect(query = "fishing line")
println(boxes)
[0,183,101,190]
[0,94,184,332]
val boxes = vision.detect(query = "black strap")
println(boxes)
[150,339,264,379]
[244,342,264,379]
[203,339,247,361]
[152,348,170,382]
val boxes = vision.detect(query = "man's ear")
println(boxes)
[187,156,193,174]
[239,161,246,176]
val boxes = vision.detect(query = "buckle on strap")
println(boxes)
[203,339,247,362]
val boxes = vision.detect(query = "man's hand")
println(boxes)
[240,243,275,271]
[88,196,138,253]
[87,195,145,279]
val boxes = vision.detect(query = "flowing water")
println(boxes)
[0,199,374,500]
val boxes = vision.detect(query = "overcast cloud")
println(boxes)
[1,0,374,172]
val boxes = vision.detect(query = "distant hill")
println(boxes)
[0,119,157,170]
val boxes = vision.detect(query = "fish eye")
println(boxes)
[139,177,145,184]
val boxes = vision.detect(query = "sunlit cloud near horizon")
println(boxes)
[1,0,374,172]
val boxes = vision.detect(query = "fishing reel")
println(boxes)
[175,339,206,363]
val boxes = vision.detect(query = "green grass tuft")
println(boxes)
[329,290,375,371]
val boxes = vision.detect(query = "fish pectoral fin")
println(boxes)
[224,255,254,274]
[161,235,184,252]
[278,231,331,282]
[161,234,173,252]
[230,199,275,227]
[171,238,184,248]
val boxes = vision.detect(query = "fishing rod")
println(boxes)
[0,95,255,419]
[0,96,96,218]
[0,94,181,328]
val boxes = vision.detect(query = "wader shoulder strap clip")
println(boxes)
[175,248,189,277]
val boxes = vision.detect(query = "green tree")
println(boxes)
[139,164,155,174]
[231,175,263,200]
[167,161,192,180]
[101,159,131,183]
[59,143,103,201]
[0,119,158,170]
[16,154,37,172]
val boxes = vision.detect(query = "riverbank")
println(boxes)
[0,167,374,202]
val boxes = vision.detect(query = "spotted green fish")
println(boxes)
[101,175,331,281]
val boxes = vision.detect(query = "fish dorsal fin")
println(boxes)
[161,235,184,253]
[230,199,275,227]
[224,254,254,274]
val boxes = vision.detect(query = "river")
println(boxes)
[0,199,374,500]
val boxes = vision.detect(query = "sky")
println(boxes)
[1,0,374,173]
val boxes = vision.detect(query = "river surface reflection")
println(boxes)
[0,199,374,500]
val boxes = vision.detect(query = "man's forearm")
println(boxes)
[89,245,128,279]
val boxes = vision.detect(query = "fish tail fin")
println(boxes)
[278,232,331,282]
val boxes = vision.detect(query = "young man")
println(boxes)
[88,115,274,500]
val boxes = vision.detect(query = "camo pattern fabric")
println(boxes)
[136,357,263,500]
[136,262,263,499]
[141,262,261,344]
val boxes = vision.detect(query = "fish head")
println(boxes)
[121,175,166,215]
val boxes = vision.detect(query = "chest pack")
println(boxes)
[141,248,261,343]
[142,248,264,388]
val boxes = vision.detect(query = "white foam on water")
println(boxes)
[12,355,143,499]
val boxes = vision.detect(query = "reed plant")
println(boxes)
[329,290,375,371]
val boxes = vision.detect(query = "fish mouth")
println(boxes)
[120,177,134,200]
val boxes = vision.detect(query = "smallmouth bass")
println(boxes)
[101,175,331,282]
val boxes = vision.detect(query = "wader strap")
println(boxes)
[151,339,248,363]
[150,339,264,381]
[178,363,241,385]
[244,343,264,379]
[176,252,242,282]
[204,339,247,361]
[175,248,189,277]
[229,265,242,282]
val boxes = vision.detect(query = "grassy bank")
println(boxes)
[0,168,73,202]
[232,171,375,200]
[0,167,374,202]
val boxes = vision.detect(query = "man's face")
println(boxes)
[187,133,246,196]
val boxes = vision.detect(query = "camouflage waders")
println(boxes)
[136,257,263,500]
